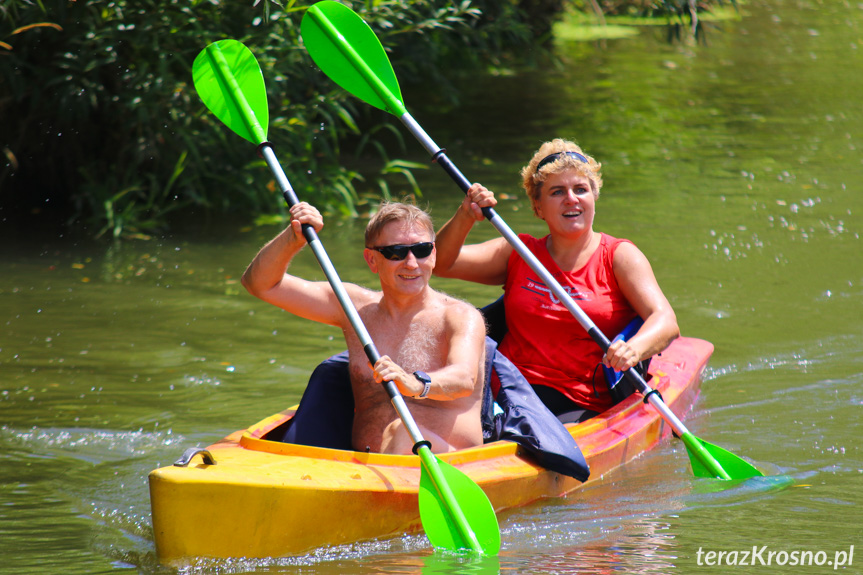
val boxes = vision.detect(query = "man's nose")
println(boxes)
[403,252,419,266]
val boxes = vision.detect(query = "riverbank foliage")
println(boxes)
[1,0,733,239]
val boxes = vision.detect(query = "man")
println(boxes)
[241,201,486,455]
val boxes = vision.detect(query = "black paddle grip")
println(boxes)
[277,184,318,246]
[432,150,496,221]
[590,325,651,396]
[432,150,471,192]
[623,363,652,395]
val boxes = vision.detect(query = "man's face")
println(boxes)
[363,221,436,296]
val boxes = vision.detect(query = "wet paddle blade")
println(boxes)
[301,1,405,115]
[192,39,268,144]
[686,436,763,480]
[419,458,501,554]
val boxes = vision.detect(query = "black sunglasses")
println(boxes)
[369,242,434,261]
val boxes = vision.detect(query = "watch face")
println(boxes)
[413,371,431,399]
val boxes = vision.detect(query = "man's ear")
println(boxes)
[363,248,378,273]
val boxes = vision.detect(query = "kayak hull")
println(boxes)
[149,336,713,565]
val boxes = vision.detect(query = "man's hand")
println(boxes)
[372,355,424,398]
[287,202,324,241]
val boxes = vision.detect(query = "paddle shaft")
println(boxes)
[259,145,413,430]
[303,7,494,548]
[399,114,733,481]
[197,36,491,553]
[259,143,485,550]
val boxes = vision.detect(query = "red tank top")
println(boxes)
[497,233,638,412]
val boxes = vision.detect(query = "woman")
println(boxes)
[434,138,680,423]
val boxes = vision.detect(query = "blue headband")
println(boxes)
[535,151,588,173]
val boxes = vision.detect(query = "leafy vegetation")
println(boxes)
[569,0,739,42]
[0,1,531,238]
[0,0,735,240]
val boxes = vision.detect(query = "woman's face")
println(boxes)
[534,169,597,239]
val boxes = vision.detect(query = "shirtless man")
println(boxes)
[241,201,486,455]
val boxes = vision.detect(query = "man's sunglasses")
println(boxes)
[369,242,434,261]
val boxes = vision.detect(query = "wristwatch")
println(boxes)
[412,371,431,399]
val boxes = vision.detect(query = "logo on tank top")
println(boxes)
[522,276,590,306]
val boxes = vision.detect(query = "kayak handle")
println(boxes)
[174,447,216,467]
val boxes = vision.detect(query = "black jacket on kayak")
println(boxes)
[270,334,591,482]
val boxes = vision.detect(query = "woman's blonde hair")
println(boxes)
[365,200,435,247]
[520,138,603,216]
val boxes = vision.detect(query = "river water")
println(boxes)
[2,0,862,573]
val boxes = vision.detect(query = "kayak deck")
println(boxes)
[149,336,713,565]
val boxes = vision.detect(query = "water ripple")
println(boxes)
[0,425,186,463]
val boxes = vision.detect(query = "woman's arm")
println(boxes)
[433,183,513,285]
[606,242,680,371]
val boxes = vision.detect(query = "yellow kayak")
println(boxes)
[149,336,713,566]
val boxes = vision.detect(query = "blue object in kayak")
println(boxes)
[602,316,645,404]
[276,351,353,450]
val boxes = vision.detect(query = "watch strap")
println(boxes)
[413,371,431,399]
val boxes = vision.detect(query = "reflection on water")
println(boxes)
[2,0,862,573]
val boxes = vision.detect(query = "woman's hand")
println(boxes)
[462,183,498,221]
[603,339,641,372]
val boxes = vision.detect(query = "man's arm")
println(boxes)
[241,202,348,328]
[372,302,486,400]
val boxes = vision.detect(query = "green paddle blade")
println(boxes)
[301,1,406,116]
[423,551,501,572]
[192,39,268,144]
[685,435,763,480]
[419,458,501,554]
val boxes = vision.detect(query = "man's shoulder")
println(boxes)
[429,288,472,307]
[345,282,382,303]
[431,290,482,321]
